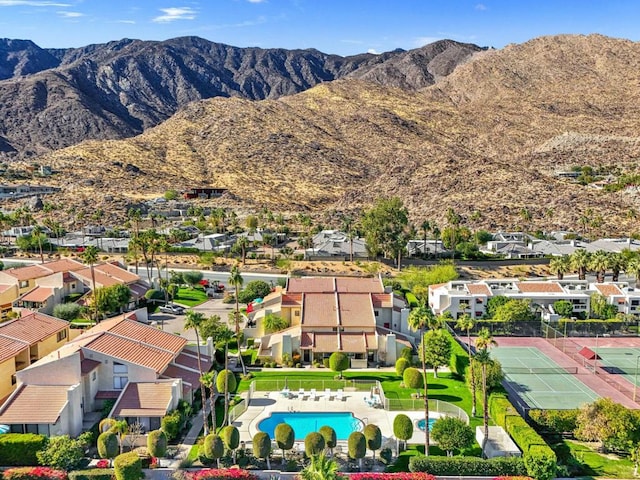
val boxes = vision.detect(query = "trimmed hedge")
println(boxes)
[0,433,47,466]
[68,470,115,480]
[112,452,143,480]
[448,333,469,379]
[528,409,578,434]
[488,393,557,480]
[405,293,419,308]
[409,456,527,477]
[349,474,436,480]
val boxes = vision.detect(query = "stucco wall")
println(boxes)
[0,357,17,400]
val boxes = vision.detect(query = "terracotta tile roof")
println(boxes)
[282,293,302,306]
[19,286,54,303]
[42,258,85,273]
[96,390,121,400]
[467,284,492,296]
[371,293,392,308]
[287,277,335,293]
[0,311,68,344]
[108,320,187,354]
[428,283,448,291]
[161,364,202,389]
[312,333,339,353]
[0,335,28,363]
[74,268,123,288]
[364,332,378,349]
[93,263,140,283]
[80,358,101,375]
[339,293,375,327]
[84,334,176,373]
[594,283,624,296]
[111,381,174,418]
[336,277,384,293]
[5,264,49,281]
[173,351,213,373]
[341,333,366,353]
[0,385,69,424]
[0,284,14,294]
[302,293,338,327]
[517,282,564,293]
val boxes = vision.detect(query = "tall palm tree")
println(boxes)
[570,249,591,281]
[627,255,640,288]
[200,371,216,433]
[432,224,440,258]
[475,327,497,440]
[31,224,45,264]
[420,220,430,257]
[407,304,440,456]
[229,265,246,375]
[299,453,339,480]
[548,255,570,280]
[455,314,477,416]
[184,310,209,435]
[81,245,100,323]
[216,326,235,426]
[235,237,249,264]
[589,250,610,283]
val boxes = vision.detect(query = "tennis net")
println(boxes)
[502,366,578,375]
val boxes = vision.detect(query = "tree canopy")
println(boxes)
[361,196,410,262]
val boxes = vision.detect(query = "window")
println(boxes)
[294,310,300,317]
[71,283,76,289]
[113,362,128,374]
[114,376,128,389]
[19,281,28,288]
[11,374,16,385]
[57,330,67,342]
[374,310,379,317]
[91,371,97,381]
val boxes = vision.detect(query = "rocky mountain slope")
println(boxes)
[32,34,640,235]
[0,37,483,158]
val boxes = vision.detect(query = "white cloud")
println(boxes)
[57,10,83,17]
[116,19,136,24]
[414,36,443,47]
[247,0,266,3]
[152,7,197,23]
[475,3,487,10]
[0,1,71,5]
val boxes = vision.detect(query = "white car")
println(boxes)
[159,303,185,315]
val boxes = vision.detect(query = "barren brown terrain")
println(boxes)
[19,34,640,235]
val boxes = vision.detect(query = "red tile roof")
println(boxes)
[339,294,375,327]
[594,284,624,296]
[0,385,70,424]
[336,277,384,293]
[371,293,392,308]
[108,320,187,354]
[282,293,302,306]
[161,364,202,389]
[19,286,54,303]
[302,293,338,327]
[517,282,564,293]
[287,277,335,293]
[312,333,339,353]
[84,334,176,373]
[0,335,28,363]
[111,381,174,418]
[80,358,101,375]
[173,351,213,373]
[0,311,68,345]
[467,284,492,296]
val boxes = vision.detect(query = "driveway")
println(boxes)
[148,298,235,341]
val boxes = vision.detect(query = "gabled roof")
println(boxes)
[84,334,177,373]
[3,259,84,281]
[108,320,187,354]
[336,277,383,293]
[338,294,375,327]
[467,284,493,296]
[0,336,28,363]
[172,351,213,372]
[18,286,54,303]
[517,282,564,293]
[0,384,70,424]
[287,277,335,293]
[0,310,68,345]
[594,283,624,296]
[110,381,175,418]
[302,293,338,327]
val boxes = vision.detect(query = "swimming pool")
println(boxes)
[416,418,437,432]
[257,411,363,440]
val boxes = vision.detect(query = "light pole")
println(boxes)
[634,355,640,403]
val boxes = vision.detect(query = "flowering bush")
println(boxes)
[189,469,259,480]
[3,467,68,480]
[348,474,436,480]
[149,458,158,469]
[94,460,109,469]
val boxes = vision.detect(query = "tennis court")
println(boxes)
[492,346,600,410]
[593,347,640,387]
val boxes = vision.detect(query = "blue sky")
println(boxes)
[0,0,638,56]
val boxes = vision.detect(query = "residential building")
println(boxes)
[0,310,212,436]
[305,230,368,260]
[405,239,447,257]
[0,311,70,402]
[250,276,410,368]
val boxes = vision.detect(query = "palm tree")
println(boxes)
[608,252,625,282]
[235,236,249,264]
[407,304,440,456]
[31,224,45,264]
[589,250,609,283]
[200,371,216,433]
[432,224,440,258]
[455,314,477,416]
[420,220,430,257]
[548,255,570,280]
[299,453,339,480]
[475,327,497,440]
[184,310,209,435]
[570,249,591,281]
[628,255,640,288]
[229,265,246,375]
[81,245,100,323]
[216,326,234,426]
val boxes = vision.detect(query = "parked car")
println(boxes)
[159,303,185,315]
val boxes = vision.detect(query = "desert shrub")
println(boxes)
[0,433,47,466]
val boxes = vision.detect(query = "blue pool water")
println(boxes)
[258,412,363,440]
[416,418,437,432]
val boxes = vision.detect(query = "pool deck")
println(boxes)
[232,389,437,447]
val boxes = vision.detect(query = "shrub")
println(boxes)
[36,435,87,471]
[523,445,557,480]
[318,426,336,451]
[221,426,240,452]
[322,358,330,368]
[3,468,68,480]
[403,367,423,390]
[53,303,82,321]
[252,432,271,465]
[348,432,366,464]
[430,417,474,456]
[363,424,382,458]
[528,409,578,434]
[0,433,47,466]
[216,370,237,393]
[147,430,167,458]
[329,352,349,378]
[203,435,224,463]
[304,432,325,457]
[237,281,272,304]
[395,357,410,376]
[98,419,116,434]
[97,431,118,460]
[68,470,114,480]
[161,410,182,441]
[393,414,413,449]
[409,456,527,476]
[187,469,259,480]
[400,347,413,362]
[112,452,143,480]
[349,475,436,480]
[405,292,419,308]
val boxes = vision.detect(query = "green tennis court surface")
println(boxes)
[492,346,599,409]
[593,347,640,386]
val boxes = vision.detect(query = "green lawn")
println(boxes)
[174,287,209,307]
[557,440,636,479]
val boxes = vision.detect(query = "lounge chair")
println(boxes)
[336,389,344,401]
[324,388,332,400]
[299,388,306,400]
[310,388,317,400]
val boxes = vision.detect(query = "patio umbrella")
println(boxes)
[0,425,10,434]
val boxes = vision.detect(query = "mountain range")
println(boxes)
[2,34,640,235]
